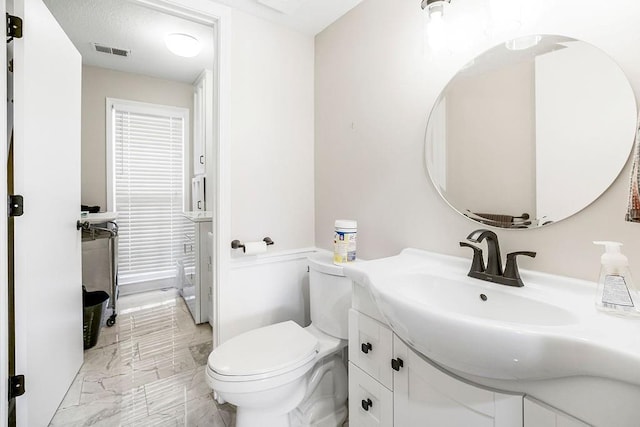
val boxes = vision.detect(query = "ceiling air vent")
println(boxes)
[92,43,131,57]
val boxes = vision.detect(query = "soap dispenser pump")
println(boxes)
[593,241,640,316]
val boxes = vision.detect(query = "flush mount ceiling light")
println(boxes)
[421,0,452,21]
[165,33,201,58]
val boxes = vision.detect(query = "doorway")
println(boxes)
[2,0,230,425]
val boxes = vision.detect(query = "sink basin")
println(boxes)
[343,248,640,386]
[391,273,578,326]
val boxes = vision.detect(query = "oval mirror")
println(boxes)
[425,35,638,229]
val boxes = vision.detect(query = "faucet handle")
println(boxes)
[503,251,536,286]
[460,242,485,273]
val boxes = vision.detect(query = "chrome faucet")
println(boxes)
[460,229,536,287]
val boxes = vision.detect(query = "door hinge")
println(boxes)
[8,195,24,217]
[8,375,25,400]
[6,13,22,42]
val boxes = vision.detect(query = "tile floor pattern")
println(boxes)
[49,290,235,427]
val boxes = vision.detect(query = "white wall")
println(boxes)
[81,65,194,209]
[229,9,315,252]
[208,9,315,344]
[315,0,640,282]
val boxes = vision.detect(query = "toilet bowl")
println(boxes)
[205,253,352,427]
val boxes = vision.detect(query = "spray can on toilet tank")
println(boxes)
[334,220,357,265]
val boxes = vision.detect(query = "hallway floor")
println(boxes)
[49,289,235,426]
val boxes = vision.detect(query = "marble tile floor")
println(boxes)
[50,289,235,427]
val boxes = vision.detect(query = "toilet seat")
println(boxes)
[208,320,318,382]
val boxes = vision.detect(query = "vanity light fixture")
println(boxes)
[422,0,451,52]
[421,0,452,22]
[165,33,201,58]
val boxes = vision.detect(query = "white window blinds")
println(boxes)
[108,99,189,286]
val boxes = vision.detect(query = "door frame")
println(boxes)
[0,0,231,425]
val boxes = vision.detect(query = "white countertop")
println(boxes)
[182,211,213,222]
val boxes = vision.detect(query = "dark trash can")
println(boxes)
[83,289,110,350]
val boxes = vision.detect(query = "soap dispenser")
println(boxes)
[593,241,640,316]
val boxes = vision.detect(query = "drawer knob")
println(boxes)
[391,357,404,371]
[361,398,373,411]
[361,342,372,354]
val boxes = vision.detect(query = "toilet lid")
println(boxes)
[208,321,318,378]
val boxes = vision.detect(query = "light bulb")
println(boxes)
[428,2,446,21]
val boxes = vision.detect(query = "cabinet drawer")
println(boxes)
[349,309,394,389]
[349,362,393,427]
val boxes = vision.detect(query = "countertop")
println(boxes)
[182,211,213,222]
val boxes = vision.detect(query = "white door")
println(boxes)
[12,0,83,425]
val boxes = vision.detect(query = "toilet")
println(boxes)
[205,253,352,427]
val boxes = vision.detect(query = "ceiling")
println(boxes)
[43,0,363,83]
[43,0,215,83]
[211,0,364,35]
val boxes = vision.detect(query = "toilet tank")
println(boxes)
[308,253,353,340]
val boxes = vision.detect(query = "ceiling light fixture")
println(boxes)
[165,33,201,58]
[421,0,452,22]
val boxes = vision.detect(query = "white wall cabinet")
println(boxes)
[193,70,213,177]
[192,175,206,212]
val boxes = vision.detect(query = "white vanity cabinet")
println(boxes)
[181,212,213,325]
[348,308,523,427]
[524,398,589,427]
[348,283,594,427]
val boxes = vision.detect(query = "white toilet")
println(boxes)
[205,253,351,427]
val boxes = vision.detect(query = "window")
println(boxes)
[107,99,189,286]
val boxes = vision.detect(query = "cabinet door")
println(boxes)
[524,397,589,427]
[198,222,213,325]
[349,309,394,389]
[393,337,522,427]
[349,362,393,427]
[193,76,206,176]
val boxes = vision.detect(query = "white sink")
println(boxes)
[389,273,578,326]
[343,249,640,386]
